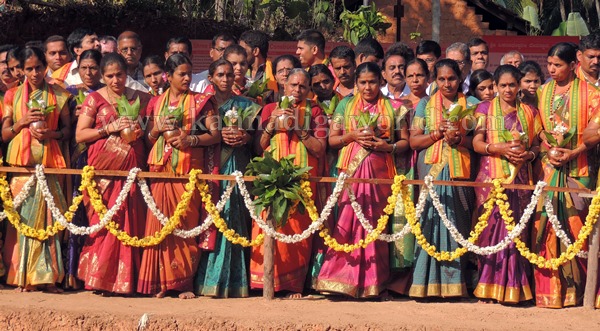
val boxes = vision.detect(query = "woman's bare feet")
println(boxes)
[178,291,195,299]
[44,285,64,294]
[285,292,303,299]
[16,285,37,292]
[154,291,167,298]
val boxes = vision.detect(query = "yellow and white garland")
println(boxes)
[235,170,347,244]
[316,175,404,253]
[1,165,599,270]
[137,176,234,239]
[502,184,600,270]
[197,176,265,247]
[423,176,547,257]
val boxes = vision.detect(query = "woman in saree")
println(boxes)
[271,55,302,102]
[533,42,599,308]
[251,68,327,298]
[1,46,71,293]
[387,58,430,295]
[468,69,494,102]
[408,59,479,299]
[196,58,260,298]
[75,53,151,295]
[142,55,168,97]
[138,54,220,299]
[64,48,104,290]
[518,61,543,107]
[472,65,541,304]
[224,45,250,96]
[401,58,429,111]
[315,62,410,298]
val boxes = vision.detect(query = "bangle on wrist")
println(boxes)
[339,136,347,146]
[528,151,536,162]
[390,142,397,154]
[98,126,107,138]
[264,127,274,136]
[148,130,159,140]
[10,126,16,134]
[300,131,310,140]
[485,143,492,155]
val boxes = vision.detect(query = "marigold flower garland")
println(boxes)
[406,176,498,262]
[83,166,198,247]
[500,184,600,270]
[317,175,404,253]
[236,171,347,244]
[197,176,264,247]
[0,166,84,241]
[137,176,234,239]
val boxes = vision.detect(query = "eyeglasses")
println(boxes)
[455,60,468,66]
[212,47,226,53]
[421,58,437,64]
[120,47,139,54]
[276,68,293,75]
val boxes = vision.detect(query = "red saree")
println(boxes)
[77,89,150,294]
[137,91,213,295]
[250,101,326,293]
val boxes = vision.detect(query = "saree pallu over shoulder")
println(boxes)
[335,94,396,178]
[5,83,68,168]
[539,78,598,177]
[423,91,470,179]
[147,91,211,174]
[267,99,316,168]
[484,98,540,182]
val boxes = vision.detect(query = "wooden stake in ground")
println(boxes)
[263,207,275,300]
[584,220,599,309]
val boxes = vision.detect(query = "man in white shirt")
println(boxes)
[381,42,414,100]
[190,33,236,93]
[52,28,100,87]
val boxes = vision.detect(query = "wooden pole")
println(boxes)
[263,207,275,300]
[584,220,599,308]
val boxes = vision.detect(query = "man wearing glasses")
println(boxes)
[116,31,150,92]
[416,40,441,85]
[445,42,472,94]
[191,32,236,93]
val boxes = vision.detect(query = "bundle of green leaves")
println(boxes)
[319,95,339,116]
[116,95,141,119]
[245,151,312,227]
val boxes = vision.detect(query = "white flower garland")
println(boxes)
[137,176,234,239]
[0,174,36,220]
[425,175,546,256]
[235,171,347,244]
[36,165,140,236]
[542,193,595,259]
[345,184,429,242]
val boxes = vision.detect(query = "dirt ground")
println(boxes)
[0,289,598,330]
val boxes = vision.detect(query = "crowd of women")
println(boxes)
[0,28,599,310]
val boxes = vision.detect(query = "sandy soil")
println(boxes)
[0,289,599,330]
